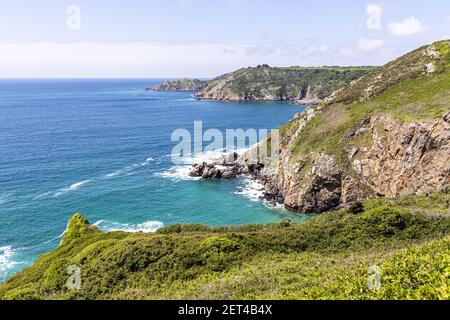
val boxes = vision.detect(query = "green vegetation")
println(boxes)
[227,67,371,100]
[147,78,208,91]
[287,40,450,168]
[1,41,449,301]
[198,65,374,101]
[1,190,449,300]
[434,41,450,69]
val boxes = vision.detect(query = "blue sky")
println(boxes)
[0,0,449,77]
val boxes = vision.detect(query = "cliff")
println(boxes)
[2,42,449,301]
[146,78,209,91]
[232,40,450,213]
[196,65,373,103]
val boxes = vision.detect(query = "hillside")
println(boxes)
[1,41,449,301]
[196,65,373,103]
[234,40,450,213]
[146,66,373,103]
[146,78,208,91]
[0,191,449,300]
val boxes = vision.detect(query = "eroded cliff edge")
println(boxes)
[147,66,373,103]
[191,40,450,213]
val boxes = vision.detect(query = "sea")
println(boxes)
[0,79,312,283]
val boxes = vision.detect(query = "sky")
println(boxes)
[0,0,449,78]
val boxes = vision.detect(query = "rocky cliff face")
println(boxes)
[190,40,450,214]
[146,78,208,91]
[259,112,450,213]
[195,66,372,103]
[256,40,450,213]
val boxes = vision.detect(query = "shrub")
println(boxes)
[200,236,240,256]
[1,286,42,300]
[41,259,71,293]
[348,202,365,215]
[359,206,407,236]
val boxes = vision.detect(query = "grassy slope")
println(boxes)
[281,41,450,169]
[203,66,374,100]
[1,191,449,300]
[1,42,449,301]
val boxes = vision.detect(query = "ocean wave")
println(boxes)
[181,148,249,165]
[93,220,163,233]
[234,177,265,202]
[104,156,155,179]
[156,166,201,181]
[157,148,248,181]
[0,193,13,205]
[105,171,122,178]
[0,246,22,281]
[34,180,91,200]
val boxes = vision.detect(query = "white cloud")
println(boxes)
[388,16,426,37]
[0,41,401,78]
[357,38,385,51]
[0,42,252,78]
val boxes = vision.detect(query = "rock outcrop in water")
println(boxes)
[188,152,241,180]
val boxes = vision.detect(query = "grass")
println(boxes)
[2,42,449,301]
[288,66,450,170]
[1,190,449,300]
[205,66,373,100]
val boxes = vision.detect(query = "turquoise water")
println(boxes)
[0,79,310,282]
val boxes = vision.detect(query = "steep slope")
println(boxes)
[196,65,373,103]
[1,191,449,300]
[237,40,450,213]
[146,78,208,91]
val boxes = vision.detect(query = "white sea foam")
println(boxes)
[178,149,226,165]
[105,171,122,178]
[0,246,20,280]
[234,177,265,202]
[104,156,154,179]
[235,178,286,209]
[156,166,201,181]
[54,180,91,196]
[158,148,248,181]
[34,180,91,200]
[93,220,164,233]
[68,180,90,190]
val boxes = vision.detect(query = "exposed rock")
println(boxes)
[146,78,209,92]
[221,170,237,180]
[261,112,449,213]
[188,160,238,180]
[444,112,450,123]
[196,66,372,102]
[221,152,238,165]
[189,41,450,215]
[341,176,365,204]
[188,162,206,177]
[349,114,450,197]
